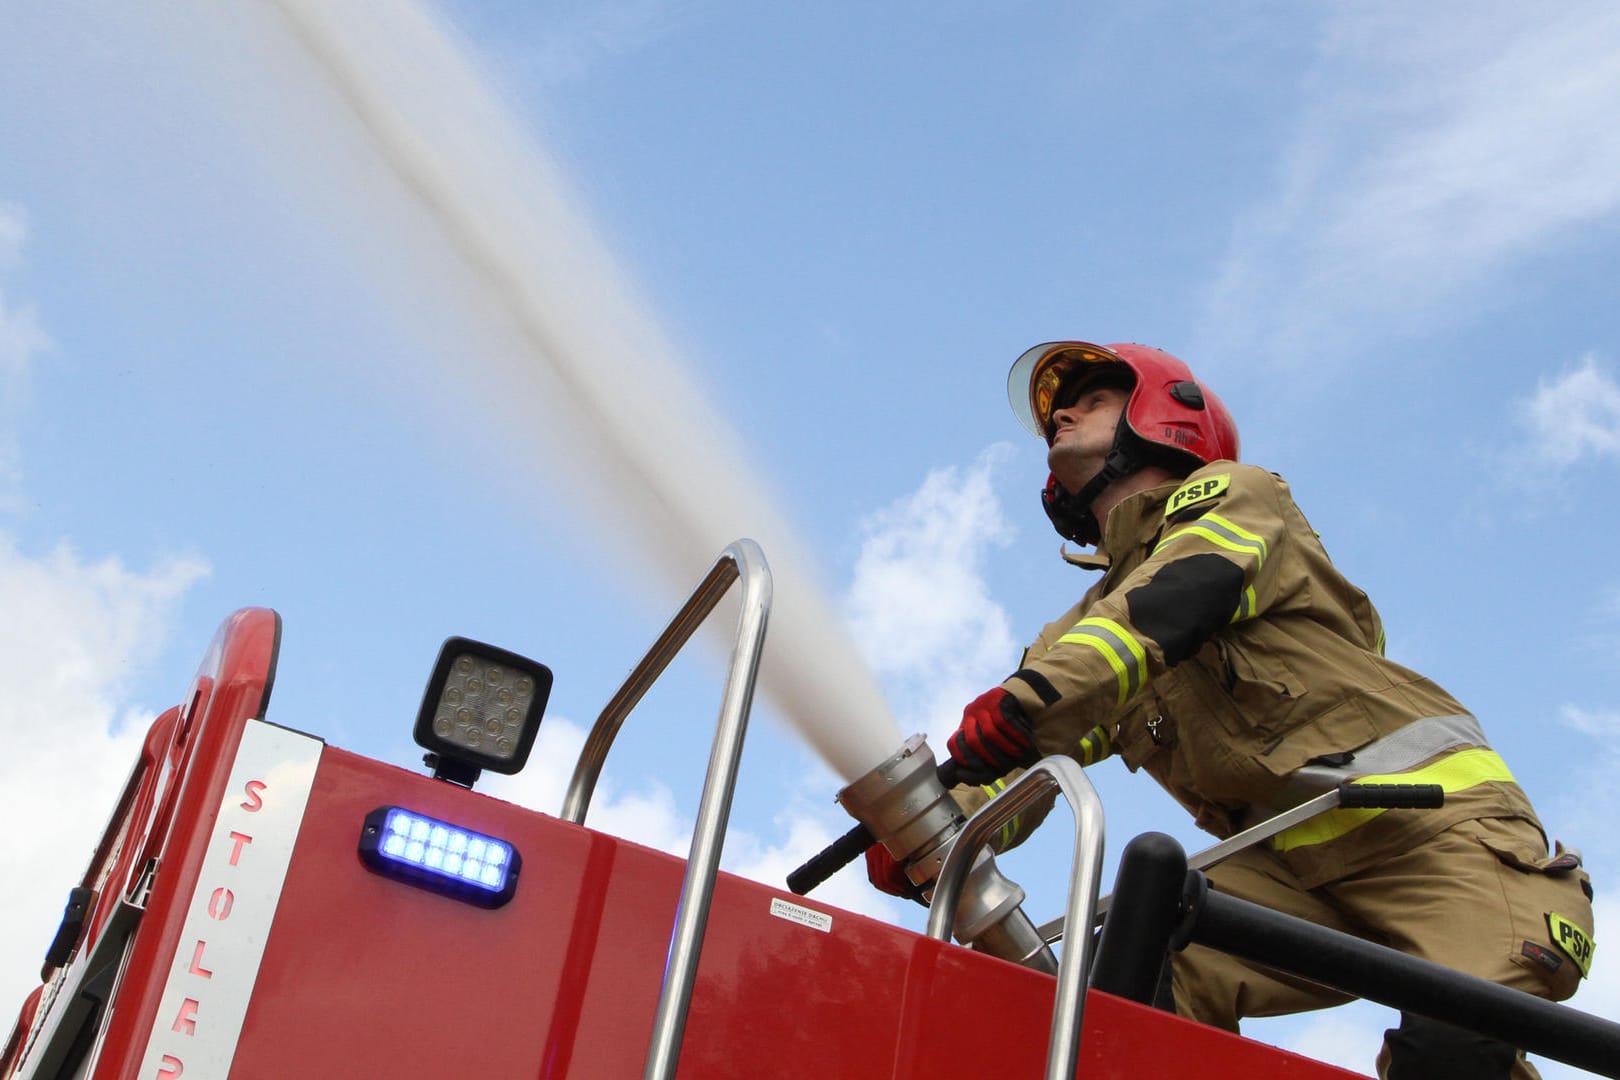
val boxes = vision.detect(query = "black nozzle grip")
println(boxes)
[785,759,964,896]
[786,822,874,895]
[1336,781,1444,809]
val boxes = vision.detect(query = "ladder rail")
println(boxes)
[926,756,1106,1080]
[557,539,772,1080]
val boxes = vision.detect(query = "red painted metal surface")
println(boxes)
[6,609,1370,1079]
[234,747,1367,1078]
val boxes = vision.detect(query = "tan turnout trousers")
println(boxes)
[1174,815,1594,1080]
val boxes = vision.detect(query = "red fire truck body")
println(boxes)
[5,607,1366,1079]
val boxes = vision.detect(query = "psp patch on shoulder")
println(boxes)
[1546,912,1595,978]
[1165,474,1230,518]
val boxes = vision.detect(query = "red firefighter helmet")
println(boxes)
[1007,341,1240,544]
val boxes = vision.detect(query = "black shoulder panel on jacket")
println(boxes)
[1125,553,1245,666]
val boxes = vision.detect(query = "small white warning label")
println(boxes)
[769,897,833,933]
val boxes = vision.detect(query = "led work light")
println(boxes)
[358,806,521,908]
[414,636,553,787]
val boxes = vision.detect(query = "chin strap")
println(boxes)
[1043,411,1146,546]
[1044,449,1132,545]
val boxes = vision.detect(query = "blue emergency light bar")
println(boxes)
[358,806,521,908]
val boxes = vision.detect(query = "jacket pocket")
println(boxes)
[1252,696,1381,779]
[1211,636,1307,736]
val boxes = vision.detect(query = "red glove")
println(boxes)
[865,843,925,902]
[946,687,1038,785]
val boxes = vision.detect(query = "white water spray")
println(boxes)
[251,1,901,779]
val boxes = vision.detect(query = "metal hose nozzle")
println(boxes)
[832,735,1057,974]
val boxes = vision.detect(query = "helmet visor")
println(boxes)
[1007,341,1130,439]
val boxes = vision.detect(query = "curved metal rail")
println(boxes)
[925,757,1106,1080]
[558,540,772,1080]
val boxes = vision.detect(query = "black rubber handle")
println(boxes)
[1336,782,1444,809]
[786,822,874,896]
[786,759,963,896]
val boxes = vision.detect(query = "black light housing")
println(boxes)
[414,636,553,787]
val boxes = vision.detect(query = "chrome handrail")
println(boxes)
[558,540,772,1080]
[925,757,1106,1080]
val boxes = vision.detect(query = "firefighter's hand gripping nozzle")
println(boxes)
[800,734,1058,974]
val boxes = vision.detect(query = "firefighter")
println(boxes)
[868,341,1596,1080]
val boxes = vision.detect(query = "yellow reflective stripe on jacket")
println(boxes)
[1232,585,1259,623]
[979,778,1020,850]
[1077,723,1112,766]
[1057,617,1147,705]
[1156,512,1269,565]
[1271,748,1515,852]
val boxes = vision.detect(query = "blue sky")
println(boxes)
[2,2,1619,1074]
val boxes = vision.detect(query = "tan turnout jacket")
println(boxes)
[974,461,1536,888]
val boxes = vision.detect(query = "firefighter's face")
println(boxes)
[1047,384,1127,491]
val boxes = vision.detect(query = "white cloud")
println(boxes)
[720,802,911,925]
[482,717,689,855]
[0,534,209,1009]
[1559,702,1620,738]
[1201,1,1620,366]
[1520,355,1620,468]
[843,445,1021,746]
